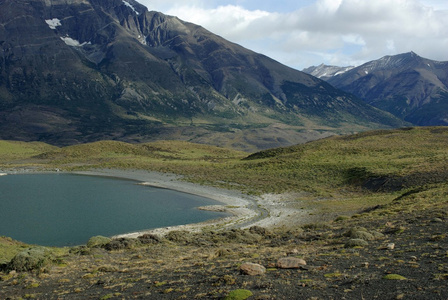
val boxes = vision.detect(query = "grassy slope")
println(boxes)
[0,141,57,163]
[1,127,447,299]
[0,127,447,260]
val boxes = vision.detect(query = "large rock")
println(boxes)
[239,263,266,275]
[276,257,307,269]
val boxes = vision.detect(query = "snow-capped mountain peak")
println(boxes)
[302,64,354,80]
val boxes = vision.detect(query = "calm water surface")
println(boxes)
[0,174,227,246]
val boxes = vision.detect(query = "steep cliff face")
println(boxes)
[0,0,405,148]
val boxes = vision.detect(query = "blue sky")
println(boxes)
[137,0,448,70]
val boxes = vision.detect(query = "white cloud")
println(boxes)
[137,0,448,69]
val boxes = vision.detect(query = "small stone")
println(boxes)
[239,263,266,275]
[410,255,418,261]
[360,262,369,268]
[287,248,299,255]
[387,243,395,250]
[276,257,307,269]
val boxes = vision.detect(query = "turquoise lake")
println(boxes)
[0,173,227,246]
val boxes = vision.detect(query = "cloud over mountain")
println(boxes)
[142,0,448,69]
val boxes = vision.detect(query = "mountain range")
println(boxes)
[303,52,448,126]
[0,0,405,150]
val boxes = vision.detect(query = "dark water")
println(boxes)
[0,173,227,246]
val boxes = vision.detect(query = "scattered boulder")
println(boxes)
[87,236,112,248]
[239,262,266,275]
[387,243,395,250]
[276,257,307,269]
[9,247,53,272]
[345,238,369,248]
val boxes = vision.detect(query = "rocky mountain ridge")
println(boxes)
[302,64,354,81]
[0,0,405,150]
[303,52,448,126]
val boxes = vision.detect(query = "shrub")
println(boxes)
[224,289,253,300]
[350,230,375,241]
[87,236,112,248]
[344,238,368,248]
[9,247,53,272]
[383,274,407,280]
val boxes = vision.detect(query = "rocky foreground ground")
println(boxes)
[1,189,447,300]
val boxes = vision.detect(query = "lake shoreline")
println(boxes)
[3,168,313,239]
[73,169,314,237]
[72,169,263,238]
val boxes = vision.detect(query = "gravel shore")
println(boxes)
[72,169,265,237]
[3,168,314,237]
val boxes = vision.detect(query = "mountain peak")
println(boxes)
[0,0,405,149]
[325,52,448,126]
[302,64,354,80]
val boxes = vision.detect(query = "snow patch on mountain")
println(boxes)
[360,52,421,73]
[45,18,61,30]
[60,36,90,47]
[122,0,139,15]
[302,64,354,79]
[137,35,147,45]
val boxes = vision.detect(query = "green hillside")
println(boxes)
[2,126,447,214]
[1,127,447,299]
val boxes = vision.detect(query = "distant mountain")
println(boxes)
[0,0,405,150]
[302,64,354,81]
[314,52,448,126]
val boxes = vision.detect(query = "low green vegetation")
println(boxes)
[2,126,447,213]
[224,289,253,300]
[383,274,407,280]
[0,237,28,265]
[1,126,448,285]
[0,141,57,162]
